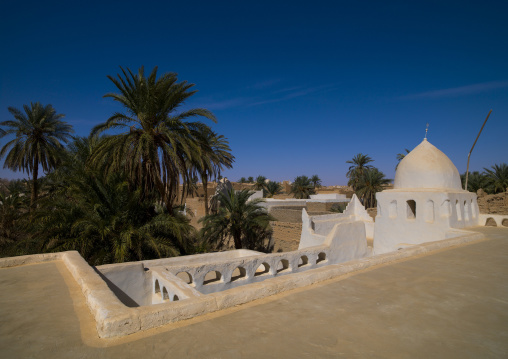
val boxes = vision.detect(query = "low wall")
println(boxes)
[0,229,486,339]
[0,226,487,340]
[479,214,508,227]
[270,207,306,223]
[307,202,336,212]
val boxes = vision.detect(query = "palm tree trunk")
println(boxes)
[202,173,209,215]
[233,232,242,249]
[30,161,38,212]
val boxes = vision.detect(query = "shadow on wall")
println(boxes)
[94,268,139,307]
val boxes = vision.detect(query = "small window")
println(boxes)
[406,200,416,219]
[456,200,462,221]
[441,200,451,217]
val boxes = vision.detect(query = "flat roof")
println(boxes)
[0,226,507,358]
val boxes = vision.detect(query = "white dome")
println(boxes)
[394,139,462,190]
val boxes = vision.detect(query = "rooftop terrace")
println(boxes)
[0,226,506,358]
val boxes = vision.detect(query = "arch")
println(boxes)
[254,262,270,276]
[231,267,247,282]
[485,218,497,227]
[176,271,193,285]
[203,270,222,285]
[377,203,382,217]
[406,200,416,219]
[154,279,161,293]
[162,287,169,300]
[441,199,451,217]
[316,252,327,264]
[502,219,508,227]
[463,200,469,221]
[425,200,434,223]
[471,199,476,218]
[456,200,462,221]
[298,255,309,268]
[276,259,290,274]
[389,200,397,219]
[173,295,179,301]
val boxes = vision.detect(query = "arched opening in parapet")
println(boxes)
[317,252,327,264]
[154,279,160,293]
[276,259,290,274]
[441,199,451,217]
[298,255,309,268]
[162,287,169,300]
[176,271,193,285]
[203,271,222,285]
[485,218,497,227]
[231,267,247,282]
[173,295,179,301]
[464,200,470,221]
[502,219,508,227]
[406,200,416,220]
[471,199,476,218]
[254,262,270,276]
[425,200,434,223]
[456,200,462,221]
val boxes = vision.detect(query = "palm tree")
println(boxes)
[191,127,234,215]
[0,102,74,210]
[346,153,373,190]
[310,174,322,188]
[355,167,391,208]
[89,66,216,211]
[199,189,274,250]
[254,175,267,191]
[0,184,26,247]
[395,149,410,170]
[186,175,199,198]
[290,175,315,199]
[460,171,490,193]
[265,181,282,198]
[247,176,254,183]
[33,161,195,264]
[238,177,247,183]
[483,163,508,194]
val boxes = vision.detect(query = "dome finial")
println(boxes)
[424,123,429,140]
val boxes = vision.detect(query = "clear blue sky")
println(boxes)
[1,0,507,185]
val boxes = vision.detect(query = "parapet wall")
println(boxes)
[0,229,486,339]
[270,207,306,223]
[479,214,508,227]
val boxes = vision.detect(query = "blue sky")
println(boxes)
[1,0,507,185]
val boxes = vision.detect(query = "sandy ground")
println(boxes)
[0,226,507,358]
[270,221,302,252]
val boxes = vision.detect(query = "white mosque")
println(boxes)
[373,138,480,254]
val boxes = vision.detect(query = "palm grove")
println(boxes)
[0,67,276,264]
[2,67,506,264]
[346,152,508,208]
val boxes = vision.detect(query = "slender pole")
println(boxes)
[465,110,492,190]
